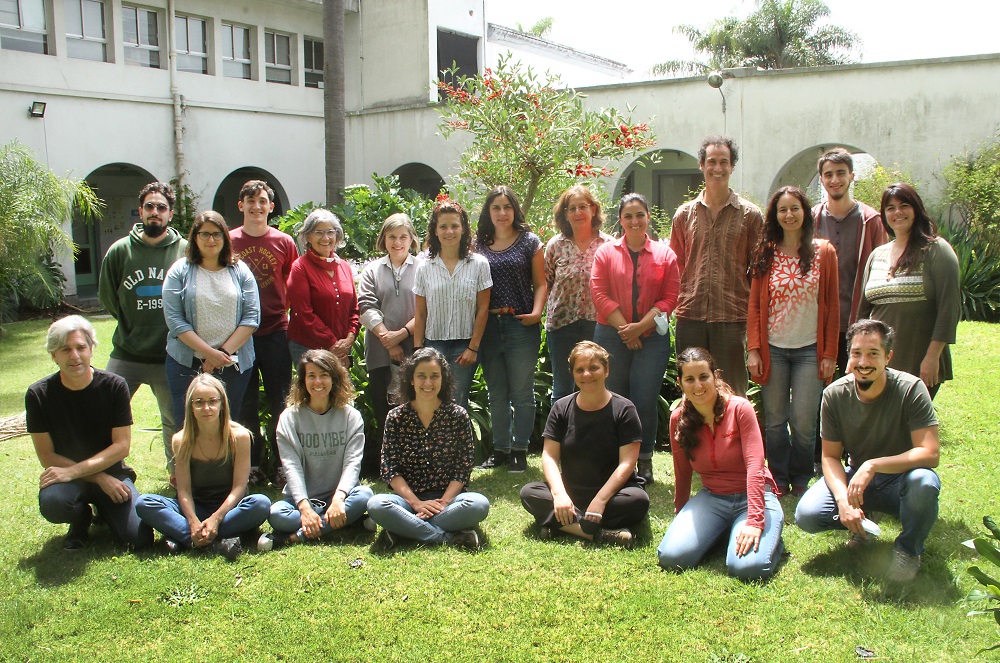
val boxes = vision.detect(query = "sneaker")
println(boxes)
[637,459,654,486]
[887,547,921,583]
[164,539,184,554]
[447,529,480,550]
[361,516,378,532]
[380,529,401,550]
[477,451,509,470]
[508,450,527,473]
[791,484,809,497]
[598,527,634,550]
[247,467,267,487]
[846,531,872,551]
[213,536,243,561]
[538,525,555,541]
[63,508,93,551]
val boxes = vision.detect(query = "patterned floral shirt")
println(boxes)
[543,232,614,331]
[381,401,474,493]
[766,244,821,348]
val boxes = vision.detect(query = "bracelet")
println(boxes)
[403,327,411,338]
[468,347,478,353]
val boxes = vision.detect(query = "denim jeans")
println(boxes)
[425,338,478,412]
[479,315,541,453]
[761,344,824,490]
[594,323,671,458]
[267,485,375,536]
[657,488,785,581]
[39,478,153,550]
[675,318,749,397]
[547,319,597,402]
[106,357,177,469]
[366,491,490,544]
[794,468,941,556]
[165,354,253,430]
[237,331,292,468]
[135,493,271,548]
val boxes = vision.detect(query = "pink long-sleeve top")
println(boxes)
[590,235,680,333]
[670,396,778,529]
[286,250,360,350]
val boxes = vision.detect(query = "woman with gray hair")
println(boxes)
[286,208,360,366]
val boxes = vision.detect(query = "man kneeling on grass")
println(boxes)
[25,315,153,551]
[795,319,940,582]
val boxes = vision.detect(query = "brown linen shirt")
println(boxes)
[669,189,764,323]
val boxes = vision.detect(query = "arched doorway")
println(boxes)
[770,144,878,203]
[614,149,702,239]
[212,167,289,225]
[80,163,157,296]
[391,163,445,199]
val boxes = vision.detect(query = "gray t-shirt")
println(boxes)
[820,368,937,469]
[276,403,365,505]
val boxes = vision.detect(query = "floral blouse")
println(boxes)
[381,401,474,493]
[543,232,613,331]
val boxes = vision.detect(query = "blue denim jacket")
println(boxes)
[162,258,260,372]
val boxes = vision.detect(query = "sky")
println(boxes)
[486,0,1000,80]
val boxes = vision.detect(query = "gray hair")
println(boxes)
[46,315,97,353]
[298,208,346,253]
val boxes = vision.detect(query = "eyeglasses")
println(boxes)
[567,204,592,214]
[191,397,222,409]
[310,229,339,238]
[197,231,224,241]
[142,202,170,213]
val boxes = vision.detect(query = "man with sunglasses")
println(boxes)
[98,182,187,474]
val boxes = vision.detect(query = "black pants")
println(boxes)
[519,481,649,533]
[363,365,394,479]
[239,331,292,468]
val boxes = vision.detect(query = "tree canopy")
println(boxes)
[652,0,860,77]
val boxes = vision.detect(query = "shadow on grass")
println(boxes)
[799,516,972,605]
[18,535,123,586]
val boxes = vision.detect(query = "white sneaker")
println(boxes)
[361,516,377,532]
[257,533,274,552]
[887,547,921,583]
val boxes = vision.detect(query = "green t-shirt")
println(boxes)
[820,368,937,469]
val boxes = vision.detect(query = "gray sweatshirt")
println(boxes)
[276,404,365,505]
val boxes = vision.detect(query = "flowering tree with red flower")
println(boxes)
[437,54,657,230]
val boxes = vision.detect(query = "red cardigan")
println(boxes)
[286,251,360,350]
[747,239,839,385]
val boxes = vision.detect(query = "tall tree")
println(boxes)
[652,0,859,76]
[323,0,346,206]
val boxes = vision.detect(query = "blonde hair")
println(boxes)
[173,374,239,465]
[376,213,420,254]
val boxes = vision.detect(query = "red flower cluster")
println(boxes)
[567,164,614,178]
[613,123,654,150]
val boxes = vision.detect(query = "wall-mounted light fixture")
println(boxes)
[28,101,47,118]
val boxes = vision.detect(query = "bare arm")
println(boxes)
[541,438,577,526]
[846,425,940,511]
[413,296,427,347]
[516,247,547,326]
[585,441,640,519]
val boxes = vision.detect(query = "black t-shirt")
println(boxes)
[543,392,642,504]
[25,369,135,481]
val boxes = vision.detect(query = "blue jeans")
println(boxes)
[165,354,253,430]
[238,331,292,468]
[657,488,785,581]
[39,478,152,550]
[479,315,540,453]
[106,357,177,469]
[594,323,671,458]
[426,338,478,412]
[135,493,271,548]
[548,319,596,402]
[761,344,824,489]
[794,468,941,556]
[267,485,375,536]
[367,491,490,544]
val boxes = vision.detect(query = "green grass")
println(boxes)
[1,319,998,662]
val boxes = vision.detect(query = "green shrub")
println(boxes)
[938,224,1000,322]
[944,133,1000,240]
[964,516,1000,654]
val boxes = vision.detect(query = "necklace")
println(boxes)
[390,260,406,296]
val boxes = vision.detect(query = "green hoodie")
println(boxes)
[98,223,188,363]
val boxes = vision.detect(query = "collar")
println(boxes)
[305,249,340,268]
[696,188,741,210]
[613,233,653,253]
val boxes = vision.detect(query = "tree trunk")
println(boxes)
[324,0,346,206]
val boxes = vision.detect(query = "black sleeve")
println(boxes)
[108,374,134,428]
[614,397,643,447]
[542,395,571,443]
[24,382,47,433]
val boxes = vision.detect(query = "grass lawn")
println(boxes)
[0,318,997,662]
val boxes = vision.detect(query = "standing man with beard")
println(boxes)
[99,182,187,472]
[795,319,940,583]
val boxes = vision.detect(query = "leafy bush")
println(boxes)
[333,175,433,261]
[964,516,1000,654]
[852,163,916,212]
[943,133,1000,240]
[938,224,1000,322]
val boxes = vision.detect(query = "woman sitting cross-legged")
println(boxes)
[656,348,785,581]
[366,348,490,549]
[520,341,649,549]
[259,349,374,550]
[136,374,270,560]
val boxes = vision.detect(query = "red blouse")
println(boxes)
[286,251,360,350]
[590,235,679,333]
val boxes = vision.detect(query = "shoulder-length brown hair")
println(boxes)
[552,185,605,238]
[186,210,235,266]
[287,349,355,409]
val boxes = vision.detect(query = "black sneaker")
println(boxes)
[597,527,635,550]
[447,529,480,550]
[508,450,527,473]
[64,508,93,551]
[477,451,510,470]
[637,459,654,486]
[213,537,243,561]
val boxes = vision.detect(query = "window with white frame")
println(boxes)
[174,14,207,74]
[64,0,107,62]
[122,5,159,68]
[264,30,291,84]
[0,0,47,53]
[221,22,250,79]
[303,37,322,88]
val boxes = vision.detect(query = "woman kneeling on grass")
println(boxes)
[259,349,374,551]
[656,348,785,580]
[136,374,270,560]
[366,348,490,549]
[520,341,649,549]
